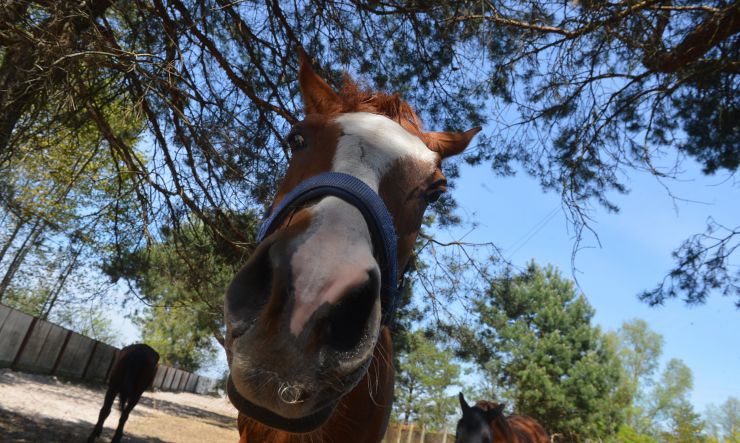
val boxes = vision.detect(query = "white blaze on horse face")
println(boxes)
[332,112,438,190]
[289,197,377,336]
[288,112,436,337]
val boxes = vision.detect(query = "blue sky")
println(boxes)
[436,155,739,412]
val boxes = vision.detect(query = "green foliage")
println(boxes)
[0,80,144,320]
[613,320,708,440]
[608,425,659,443]
[614,319,665,430]
[105,213,258,371]
[661,401,706,443]
[2,287,47,320]
[705,397,740,442]
[469,262,624,441]
[651,359,695,420]
[134,305,217,372]
[52,302,120,346]
[393,330,462,429]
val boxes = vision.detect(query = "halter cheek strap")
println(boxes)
[256,172,400,325]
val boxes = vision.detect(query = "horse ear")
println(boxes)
[421,127,481,159]
[459,392,471,414]
[298,48,341,115]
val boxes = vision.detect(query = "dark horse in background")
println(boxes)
[87,343,159,443]
[456,393,550,443]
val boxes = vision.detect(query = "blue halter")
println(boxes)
[256,172,401,325]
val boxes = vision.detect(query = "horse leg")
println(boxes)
[110,391,143,443]
[87,387,117,443]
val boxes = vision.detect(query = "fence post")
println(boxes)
[393,423,402,443]
[51,329,73,375]
[164,367,170,390]
[104,350,118,382]
[167,367,177,390]
[441,425,448,443]
[180,371,190,391]
[10,317,37,370]
[81,340,99,380]
[405,423,414,443]
[418,423,425,443]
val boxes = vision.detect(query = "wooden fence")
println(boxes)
[383,422,453,443]
[0,303,218,394]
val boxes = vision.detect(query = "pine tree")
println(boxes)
[469,262,624,441]
[393,330,462,430]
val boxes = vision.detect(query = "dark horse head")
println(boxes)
[224,50,479,434]
[456,392,511,443]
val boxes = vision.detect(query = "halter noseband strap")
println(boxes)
[256,172,401,325]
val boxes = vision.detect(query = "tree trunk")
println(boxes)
[0,218,24,265]
[0,219,44,301]
[40,246,82,319]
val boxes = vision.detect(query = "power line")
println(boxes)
[506,206,561,260]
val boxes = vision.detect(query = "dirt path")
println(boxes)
[0,369,240,443]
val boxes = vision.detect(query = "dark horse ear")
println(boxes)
[486,403,506,422]
[298,48,341,115]
[459,392,471,414]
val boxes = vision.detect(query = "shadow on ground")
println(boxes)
[0,408,170,443]
[138,396,236,430]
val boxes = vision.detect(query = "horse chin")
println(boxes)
[227,376,338,433]
[225,300,381,432]
[226,355,373,433]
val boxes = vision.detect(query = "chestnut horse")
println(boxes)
[87,343,160,443]
[456,393,550,443]
[224,50,480,442]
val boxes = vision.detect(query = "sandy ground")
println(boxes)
[0,369,240,443]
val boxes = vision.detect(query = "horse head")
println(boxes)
[456,393,511,443]
[224,50,479,433]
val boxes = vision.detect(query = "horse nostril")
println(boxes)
[323,271,379,352]
[225,240,275,336]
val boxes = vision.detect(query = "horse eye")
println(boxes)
[425,178,447,203]
[287,129,306,152]
[426,188,445,203]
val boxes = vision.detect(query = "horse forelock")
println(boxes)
[334,76,426,138]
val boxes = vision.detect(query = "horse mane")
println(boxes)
[332,76,426,138]
[508,416,551,443]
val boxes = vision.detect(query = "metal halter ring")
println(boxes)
[278,383,306,405]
